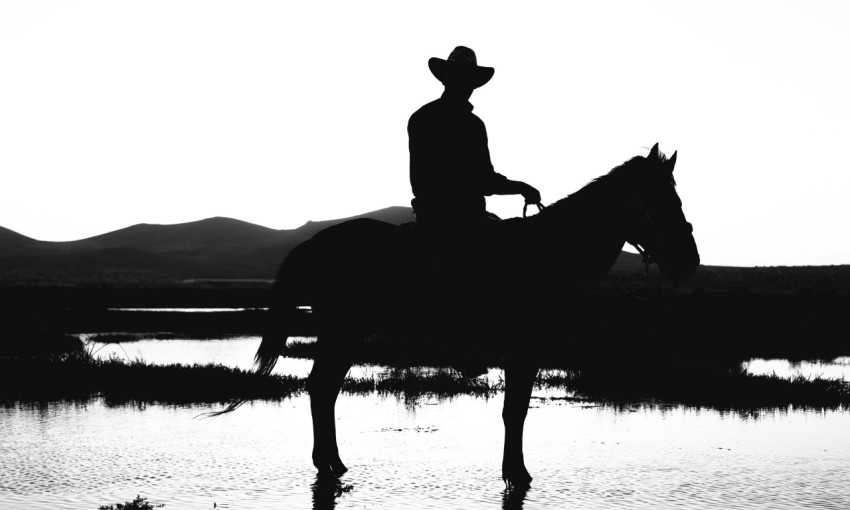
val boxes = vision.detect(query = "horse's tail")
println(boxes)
[201,235,317,418]
[201,240,314,417]
[200,293,295,418]
[254,292,293,377]
[254,242,314,376]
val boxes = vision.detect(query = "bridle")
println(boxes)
[521,199,648,300]
[625,193,694,277]
[520,183,693,296]
[521,197,689,277]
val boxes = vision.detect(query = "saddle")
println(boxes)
[394,217,533,319]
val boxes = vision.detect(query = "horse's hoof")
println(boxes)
[503,477,533,491]
[502,468,533,490]
[316,467,338,480]
[329,459,348,477]
[315,457,348,478]
[317,464,347,478]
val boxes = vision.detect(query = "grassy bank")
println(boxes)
[0,348,301,404]
[2,338,849,412]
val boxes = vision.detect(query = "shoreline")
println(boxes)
[2,342,849,412]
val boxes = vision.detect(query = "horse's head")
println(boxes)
[623,143,700,281]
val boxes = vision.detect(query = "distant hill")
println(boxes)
[0,226,41,258]
[0,206,415,286]
[1,206,848,293]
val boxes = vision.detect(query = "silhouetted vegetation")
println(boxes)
[538,361,850,412]
[2,339,849,412]
[0,344,302,405]
[98,495,163,510]
[342,366,500,401]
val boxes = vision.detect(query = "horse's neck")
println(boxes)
[540,178,628,286]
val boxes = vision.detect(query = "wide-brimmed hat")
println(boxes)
[428,46,494,89]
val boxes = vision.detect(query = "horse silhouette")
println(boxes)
[213,143,700,488]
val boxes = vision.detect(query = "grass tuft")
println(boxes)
[2,337,849,414]
[98,495,163,509]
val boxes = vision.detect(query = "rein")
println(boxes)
[516,172,690,300]
[519,201,648,302]
[629,242,654,277]
[522,202,545,218]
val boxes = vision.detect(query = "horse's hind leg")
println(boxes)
[308,335,354,477]
[502,362,538,488]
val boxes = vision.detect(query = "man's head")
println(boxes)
[428,46,494,95]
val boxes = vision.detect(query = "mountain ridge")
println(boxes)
[0,207,416,285]
[1,206,848,292]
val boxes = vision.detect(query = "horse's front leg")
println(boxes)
[502,362,538,488]
[308,339,353,477]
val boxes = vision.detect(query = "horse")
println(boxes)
[213,143,700,488]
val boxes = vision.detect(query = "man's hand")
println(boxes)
[521,183,542,205]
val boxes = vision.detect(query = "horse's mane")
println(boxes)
[539,151,675,220]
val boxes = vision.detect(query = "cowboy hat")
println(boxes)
[428,46,494,89]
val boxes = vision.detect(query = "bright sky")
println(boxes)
[1,1,848,267]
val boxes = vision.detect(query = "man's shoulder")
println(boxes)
[408,98,444,133]
[410,97,443,120]
[409,97,483,128]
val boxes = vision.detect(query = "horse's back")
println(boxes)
[312,217,402,241]
[273,218,412,308]
[272,216,556,334]
[281,218,402,266]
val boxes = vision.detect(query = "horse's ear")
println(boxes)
[649,143,660,160]
[668,150,678,172]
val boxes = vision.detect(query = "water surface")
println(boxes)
[3,337,849,509]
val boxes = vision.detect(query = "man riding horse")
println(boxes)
[407,46,543,376]
[408,45,541,230]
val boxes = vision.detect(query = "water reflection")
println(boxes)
[85,336,850,384]
[5,335,850,509]
[0,336,838,413]
[3,393,850,509]
[311,474,354,510]
[501,484,530,510]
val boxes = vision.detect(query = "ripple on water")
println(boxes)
[3,379,850,509]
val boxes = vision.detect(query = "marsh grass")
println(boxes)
[343,367,501,400]
[539,361,850,411]
[0,343,303,404]
[2,338,849,412]
[98,495,163,510]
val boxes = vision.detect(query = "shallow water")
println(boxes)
[744,357,850,381]
[3,394,850,509]
[3,337,850,509]
[86,335,850,381]
[86,334,316,376]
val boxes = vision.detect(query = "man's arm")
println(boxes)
[476,118,542,204]
[485,176,542,204]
